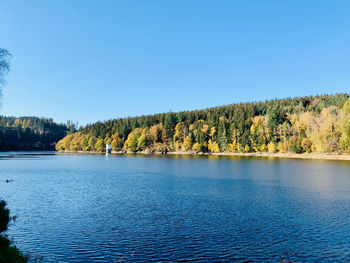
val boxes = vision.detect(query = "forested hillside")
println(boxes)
[56,94,350,154]
[0,116,74,151]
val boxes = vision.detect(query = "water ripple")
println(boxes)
[1,153,350,262]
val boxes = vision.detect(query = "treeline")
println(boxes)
[56,94,350,154]
[0,116,74,151]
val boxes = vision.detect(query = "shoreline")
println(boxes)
[59,150,350,161]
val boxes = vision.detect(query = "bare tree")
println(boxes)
[0,48,11,103]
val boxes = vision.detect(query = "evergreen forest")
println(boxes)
[0,116,74,151]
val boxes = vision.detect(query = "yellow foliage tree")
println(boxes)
[104,137,111,146]
[149,124,166,144]
[55,137,66,150]
[209,127,216,137]
[267,142,276,153]
[228,143,236,152]
[124,129,142,152]
[277,141,288,153]
[201,124,209,134]
[95,137,104,152]
[309,107,341,152]
[88,137,96,151]
[192,142,202,152]
[63,134,73,150]
[111,132,123,149]
[212,141,220,153]
[69,133,82,151]
[173,122,187,143]
[260,144,267,152]
[250,115,269,152]
[301,138,312,153]
[81,135,90,151]
[137,129,148,151]
[174,141,181,151]
[182,136,192,151]
[208,139,214,152]
[228,129,239,152]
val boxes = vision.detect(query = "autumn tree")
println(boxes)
[124,128,142,152]
[309,107,340,152]
[212,141,220,153]
[81,135,90,151]
[192,142,202,152]
[111,132,123,149]
[95,137,105,152]
[250,116,269,152]
[88,137,96,151]
[149,124,166,144]
[267,141,276,153]
[137,128,148,151]
[182,136,192,151]
[173,122,187,144]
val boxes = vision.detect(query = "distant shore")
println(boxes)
[59,150,350,161]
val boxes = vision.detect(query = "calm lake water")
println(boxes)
[1,152,350,262]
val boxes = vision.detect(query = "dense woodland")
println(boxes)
[56,94,350,154]
[0,116,74,151]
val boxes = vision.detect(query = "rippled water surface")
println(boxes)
[1,152,350,262]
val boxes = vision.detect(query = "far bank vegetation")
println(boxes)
[56,94,350,155]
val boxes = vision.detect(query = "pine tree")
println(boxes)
[164,112,176,139]
[218,121,228,151]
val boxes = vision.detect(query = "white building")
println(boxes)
[106,144,112,154]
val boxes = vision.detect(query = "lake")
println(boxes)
[1,152,350,262]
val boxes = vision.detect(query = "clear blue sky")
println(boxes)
[1,1,349,126]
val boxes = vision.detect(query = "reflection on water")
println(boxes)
[1,152,350,262]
